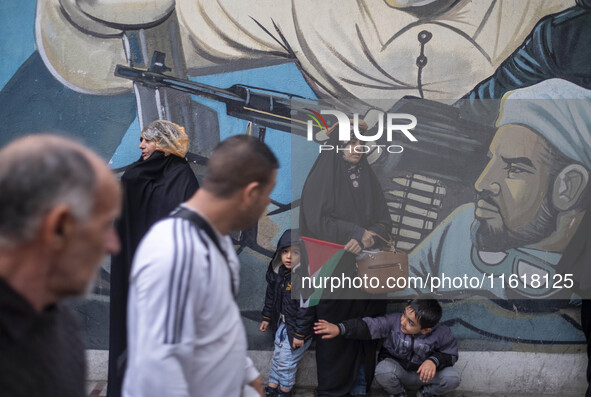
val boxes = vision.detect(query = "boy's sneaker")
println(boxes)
[264,385,279,396]
[389,393,407,397]
[416,388,436,397]
[277,390,292,397]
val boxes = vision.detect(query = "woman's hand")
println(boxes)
[344,238,362,254]
[361,230,377,249]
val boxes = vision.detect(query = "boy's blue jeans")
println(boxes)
[268,323,312,390]
[374,358,460,396]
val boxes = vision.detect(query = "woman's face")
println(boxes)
[139,137,158,160]
[342,138,363,164]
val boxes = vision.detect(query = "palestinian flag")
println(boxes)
[301,236,345,306]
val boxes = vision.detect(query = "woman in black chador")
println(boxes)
[107,120,199,397]
[300,120,391,396]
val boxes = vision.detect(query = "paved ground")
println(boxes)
[290,392,579,397]
[86,382,579,397]
[288,392,580,397]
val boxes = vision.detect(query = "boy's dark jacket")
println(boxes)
[340,313,458,372]
[262,230,315,348]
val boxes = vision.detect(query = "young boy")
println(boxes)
[314,299,460,397]
[260,230,315,397]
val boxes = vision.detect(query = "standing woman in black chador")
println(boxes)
[107,120,199,397]
[300,120,391,397]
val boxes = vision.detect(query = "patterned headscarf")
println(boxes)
[141,120,190,158]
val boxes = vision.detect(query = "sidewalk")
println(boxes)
[86,381,580,397]
[86,349,586,396]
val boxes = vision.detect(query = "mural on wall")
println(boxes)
[1,0,589,351]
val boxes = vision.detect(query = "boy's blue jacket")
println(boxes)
[339,313,458,372]
[262,230,315,348]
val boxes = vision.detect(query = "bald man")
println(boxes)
[0,135,122,397]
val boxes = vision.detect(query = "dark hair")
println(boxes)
[407,299,442,329]
[203,135,279,198]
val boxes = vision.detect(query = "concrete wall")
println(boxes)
[2,0,589,393]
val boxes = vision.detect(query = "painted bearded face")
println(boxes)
[471,125,558,252]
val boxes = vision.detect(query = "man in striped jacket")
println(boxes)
[123,135,279,397]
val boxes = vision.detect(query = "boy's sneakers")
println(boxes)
[389,388,438,397]
[264,386,292,397]
[416,388,436,397]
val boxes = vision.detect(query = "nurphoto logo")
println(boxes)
[305,110,418,154]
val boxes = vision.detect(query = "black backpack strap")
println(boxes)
[170,206,236,296]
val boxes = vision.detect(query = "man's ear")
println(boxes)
[241,181,261,206]
[552,164,589,211]
[41,205,74,250]
[420,327,432,335]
